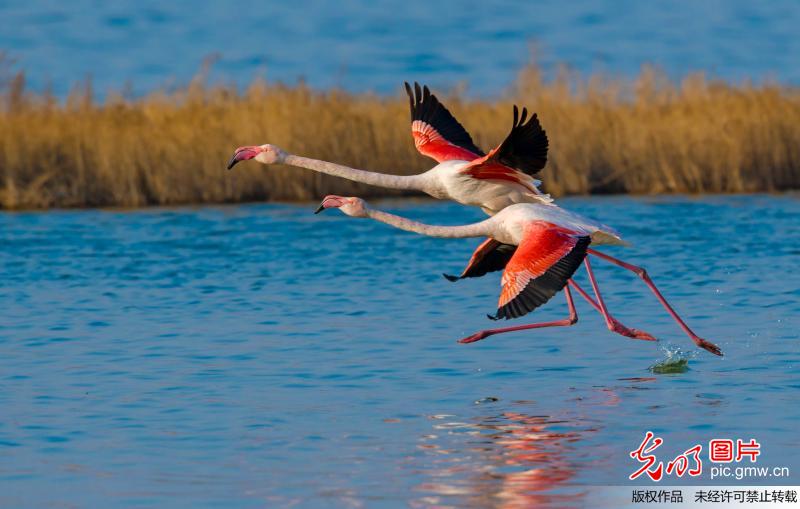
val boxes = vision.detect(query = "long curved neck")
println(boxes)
[284,154,423,191]
[365,208,496,239]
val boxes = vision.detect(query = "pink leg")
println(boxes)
[568,279,656,341]
[587,249,722,356]
[459,286,578,344]
[582,259,657,342]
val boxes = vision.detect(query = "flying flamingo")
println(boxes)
[227,82,551,215]
[228,83,651,342]
[314,195,723,356]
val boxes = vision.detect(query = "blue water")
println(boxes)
[1,0,799,97]
[1,195,798,507]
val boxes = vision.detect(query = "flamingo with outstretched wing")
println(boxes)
[315,195,722,356]
[228,83,550,213]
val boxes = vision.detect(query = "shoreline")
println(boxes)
[1,191,796,214]
[2,64,799,210]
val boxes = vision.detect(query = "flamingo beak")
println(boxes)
[227,147,259,170]
[314,196,345,214]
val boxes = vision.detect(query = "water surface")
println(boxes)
[1,195,798,507]
[1,0,799,97]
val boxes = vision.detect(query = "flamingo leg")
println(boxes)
[568,279,656,341]
[582,259,657,342]
[587,249,722,356]
[459,286,578,344]
[568,279,602,312]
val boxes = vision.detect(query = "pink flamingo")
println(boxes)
[228,83,551,215]
[315,195,723,356]
[229,83,653,342]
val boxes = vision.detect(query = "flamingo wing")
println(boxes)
[405,82,484,163]
[495,222,590,320]
[461,105,548,190]
[444,238,516,281]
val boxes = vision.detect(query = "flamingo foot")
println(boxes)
[609,319,657,341]
[692,336,723,357]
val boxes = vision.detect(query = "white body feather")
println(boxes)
[490,202,626,247]
[419,160,551,215]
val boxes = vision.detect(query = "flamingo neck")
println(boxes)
[284,154,423,191]
[364,208,496,239]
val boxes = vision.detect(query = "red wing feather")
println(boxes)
[461,156,539,193]
[495,223,590,320]
[405,82,484,163]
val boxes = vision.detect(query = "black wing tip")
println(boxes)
[511,105,539,129]
[404,82,414,117]
[407,81,431,102]
[492,104,549,174]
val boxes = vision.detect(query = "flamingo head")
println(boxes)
[227,144,287,169]
[314,195,368,217]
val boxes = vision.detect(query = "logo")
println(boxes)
[629,432,762,481]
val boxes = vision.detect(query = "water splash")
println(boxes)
[648,344,696,374]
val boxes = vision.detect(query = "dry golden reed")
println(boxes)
[1,59,799,209]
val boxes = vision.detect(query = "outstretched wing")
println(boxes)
[443,238,516,281]
[405,82,484,163]
[494,223,589,320]
[460,105,548,190]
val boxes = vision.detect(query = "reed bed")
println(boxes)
[1,61,799,209]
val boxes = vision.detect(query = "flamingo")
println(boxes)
[228,82,652,342]
[314,195,723,356]
[227,82,551,215]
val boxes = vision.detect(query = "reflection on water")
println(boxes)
[412,381,660,509]
[415,411,587,508]
[411,377,671,508]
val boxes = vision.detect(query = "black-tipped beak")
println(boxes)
[314,203,326,214]
[226,154,240,170]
